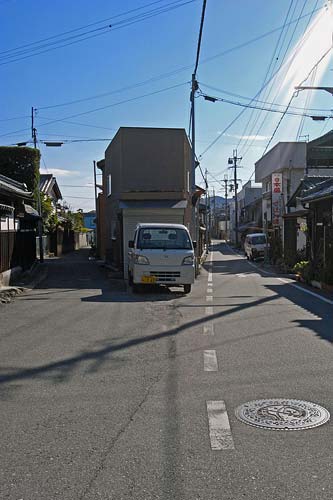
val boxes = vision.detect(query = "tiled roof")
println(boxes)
[287,176,332,207]
[301,177,333,203]
[0,174,32,199]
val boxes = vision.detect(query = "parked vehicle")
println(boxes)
[244,233,268,261]
[128,223,196,293]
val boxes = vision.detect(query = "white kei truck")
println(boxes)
[128,223,196,294]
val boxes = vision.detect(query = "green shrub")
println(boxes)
[292,261,314,283]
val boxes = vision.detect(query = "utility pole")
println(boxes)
[223,174,228,241]
[32,107,44,263]
[190,0,207,271]
[93,160,98,256]
[213,187,216,238]
[228,149,242,246]
[205,168,209,251]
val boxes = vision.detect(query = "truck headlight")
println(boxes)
[182,255,194,265]
[134,255,150,265]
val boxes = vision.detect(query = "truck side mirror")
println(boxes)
[128,240,134,248]
[192,241,197,249]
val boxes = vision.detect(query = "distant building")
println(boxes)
[97,127,202,277]
[39,174,62,210]
[83,210,96,230]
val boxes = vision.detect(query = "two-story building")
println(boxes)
[97,127,200,277]
[255,132,333,255]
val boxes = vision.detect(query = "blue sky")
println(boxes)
[1,0,332,209]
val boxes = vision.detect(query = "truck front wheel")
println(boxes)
[184,284,191,294]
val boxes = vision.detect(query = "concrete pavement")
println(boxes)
[1,243,333,499]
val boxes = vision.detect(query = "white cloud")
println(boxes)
[224,133,269,141]
[40,168,79,177]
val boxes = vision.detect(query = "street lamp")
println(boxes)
[295,86,333,96]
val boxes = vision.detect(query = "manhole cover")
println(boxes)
[235,399,330,431]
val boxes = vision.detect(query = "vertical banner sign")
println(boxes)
[272,173,283,227]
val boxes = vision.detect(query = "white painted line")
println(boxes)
[206,295,213,302]
[208,273,213,282]
[226,243,333,306]
[204,350,218,371]
[236,273,247,278]
[203,324,214,335]
[206,400,235,450]
[205,306,213,315]
[277,278,333,306]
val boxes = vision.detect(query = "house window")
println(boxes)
[107,174,112,196]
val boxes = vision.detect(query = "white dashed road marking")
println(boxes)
[205,306,213,315]
[204,350,218,371]
[206,295,213,301]
[206,400,235,450]
[203,324,214,335]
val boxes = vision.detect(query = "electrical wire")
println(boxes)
[198,4,324,159]
[235,0,296,152]
[36,82,189,130]
[199,91,332,118]
[32,4,323,113]
[0,0,197,66]
[240,0,320,159]
[200,82,331,112]
[239,0,310,158]
[0,0,169,56]
[262,43,333,156]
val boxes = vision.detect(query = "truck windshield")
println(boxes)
[137,228,192,250]
[251,235,266,245]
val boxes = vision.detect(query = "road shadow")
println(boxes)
[265,282,333,344]
[0,294,278,387]
[24,248,187,303]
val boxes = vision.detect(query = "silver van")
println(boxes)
[244,233,268,261]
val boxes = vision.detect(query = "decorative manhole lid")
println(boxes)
[235,399,330,431]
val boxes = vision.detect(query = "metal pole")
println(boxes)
[205,169,208,251]
[224,175,228,241]
[233,151,239,246]
[191,73,200,272]
[93,160,98,255]
[32,107,44,263]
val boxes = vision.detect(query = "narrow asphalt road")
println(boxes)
[1,243,333,500]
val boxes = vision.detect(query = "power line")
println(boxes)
[198,3,327,160]
[240,0,320,159]
[0,0,197,66]
[31,4,323,112]
[0,0,169,56]
[198,92,332,119]
[200,83,330,112]
[262,43,333,156]
[36,82,189,129]
[235,0,296,153]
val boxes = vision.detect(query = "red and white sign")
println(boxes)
[271,173,283,227]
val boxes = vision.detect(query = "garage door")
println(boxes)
[123,208,185,278]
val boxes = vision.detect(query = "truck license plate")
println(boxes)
[141,276,156,284]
